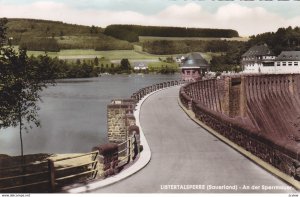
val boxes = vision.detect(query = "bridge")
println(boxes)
[93,85,296,193]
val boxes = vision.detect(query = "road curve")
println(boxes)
[94,86,296,193]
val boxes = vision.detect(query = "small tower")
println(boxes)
[180,52,210,82]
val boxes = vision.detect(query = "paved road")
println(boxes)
[95,86,296,193]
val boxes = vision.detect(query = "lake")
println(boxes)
[0,74,180,156]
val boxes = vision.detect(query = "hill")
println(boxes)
[104,24,239,42]
[3,18,243,56]
[5,18,133,51]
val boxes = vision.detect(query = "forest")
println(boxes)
[104,24,239,42]
[142,40,241,55]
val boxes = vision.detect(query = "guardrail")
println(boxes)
[0,151,99,193]
[131,80,185,102]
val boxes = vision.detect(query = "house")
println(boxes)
[274,51,300,73]
[180,52,210,82]
[176,55,186,63]
[242,44,300,74]
[241,44,276,74]
[133,62,148,72]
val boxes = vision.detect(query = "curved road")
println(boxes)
[95,86,296,193]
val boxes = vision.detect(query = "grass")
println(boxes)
[148,62,179,72]
[12,45,221,63]
[25,49,171,60]
[139,36,249,42]
[56,35,132,50]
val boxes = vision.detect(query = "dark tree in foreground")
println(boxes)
[120,58,131,73]
[0,18,57,157]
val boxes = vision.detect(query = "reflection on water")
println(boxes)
[0,74,180,155]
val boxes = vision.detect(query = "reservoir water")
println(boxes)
[0,74,180,156]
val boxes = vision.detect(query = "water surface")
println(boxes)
[0,74,180,156]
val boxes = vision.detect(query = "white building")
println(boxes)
[133,62,148,72]
[176,55,186,63]
[242,44,300,74]
[241,44,276,74]
[274,51,300,74]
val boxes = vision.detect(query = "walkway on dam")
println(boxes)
[95,86,296,193]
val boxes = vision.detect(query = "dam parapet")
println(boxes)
[180,74,300,181]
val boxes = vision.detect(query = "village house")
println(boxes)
[180,52,210,82]
[274,51,300,73]
[242,44,300,74]
[133,62,148,72]
[241,44,276,74]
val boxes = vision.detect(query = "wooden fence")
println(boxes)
[0,151,99,193]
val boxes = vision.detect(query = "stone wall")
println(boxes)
[107,99,136,144]
[180,74,300,181]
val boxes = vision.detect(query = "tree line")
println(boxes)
[104,25,239,42]
[142,40,240,55]
[247,26,300,55]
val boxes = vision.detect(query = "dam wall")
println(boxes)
[180,74,300,181]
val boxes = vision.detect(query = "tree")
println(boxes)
[0,18,8,46]
[94,57,99,66]
[90,25,98,34]
[0,19,57,157]
[120,58,131,73]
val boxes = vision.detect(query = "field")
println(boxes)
[12,45,221,65]
[148,62,179,72]
[139,36,249,42]
[25,49,175,61]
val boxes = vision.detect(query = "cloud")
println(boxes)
[0,1,299,36]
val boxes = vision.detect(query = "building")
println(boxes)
[242,44,300,74]
[241,44,276,74]
[274,51,300,73]
[133,62,148,72]
[175,55,186,63]
[180,52,210,82]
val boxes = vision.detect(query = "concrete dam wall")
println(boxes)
[180,74,300,181]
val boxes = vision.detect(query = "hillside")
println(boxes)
[5,18,133,51]
[3,18,243,55]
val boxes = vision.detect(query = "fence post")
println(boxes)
[132,134,138,160]
[48,159,56,192]
[127,138,131,164]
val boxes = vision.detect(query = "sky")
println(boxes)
[0,0,300,36]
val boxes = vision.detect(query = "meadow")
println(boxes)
[25,49,177,61]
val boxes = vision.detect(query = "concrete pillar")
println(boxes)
[288,75,294,95]
[221,77,230,116]
[240,76,247,117]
